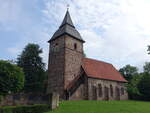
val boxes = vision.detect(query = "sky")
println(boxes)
[0,0,150,71]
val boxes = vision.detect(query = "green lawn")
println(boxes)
[45,100,150,113]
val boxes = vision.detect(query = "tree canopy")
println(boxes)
[148,45,150,54]
[127,74,141,99]
[0,60,24,95]
[119,65,138,81]
[17,43,46,93]
[138,72,150,100]
[144,62,150,74]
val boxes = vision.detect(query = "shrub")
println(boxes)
[0,104,50,113]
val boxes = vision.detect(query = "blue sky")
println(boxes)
[0,0,150,71]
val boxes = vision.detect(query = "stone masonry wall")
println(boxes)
[88,78,128,100]
[64,35,84,89]
[47,36,65,99]
[0,93,49,106]
[69,75,88,100]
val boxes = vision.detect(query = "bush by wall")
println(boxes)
[0,104,50,113]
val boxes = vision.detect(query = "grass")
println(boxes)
[45,100,150,113]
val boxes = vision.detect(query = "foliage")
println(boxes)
[143,62,150,74]
[148,45,150,54]
[0,104,50,113]
[0,60,24,95]
[44,101,150,113]
[0,95,3,102]
[119,65,138,81]
[138,72,150,100]
[127,74,141,99]
[17,43,46,93]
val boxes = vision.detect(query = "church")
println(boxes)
[47,10,128,100]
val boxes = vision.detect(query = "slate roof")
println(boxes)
[48,10,85,43]
[82,58,127,82]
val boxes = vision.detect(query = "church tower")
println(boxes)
[47,10,85,99]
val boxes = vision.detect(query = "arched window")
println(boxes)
[74,43,77,50]
[98,84,102,97]
[121,87,124,95]
[110,85,113,97]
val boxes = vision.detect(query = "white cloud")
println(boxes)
[42,0,150,71]
[1,0,150,71]
[0,0,23,31]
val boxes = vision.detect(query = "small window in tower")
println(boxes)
[74,43,77,50]
[55,43,58,46]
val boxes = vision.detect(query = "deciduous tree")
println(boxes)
[138,72,150,100]
[148,45,150,54]
[144,62,150,74]
[0,60,24,95]
[119,65,138,81]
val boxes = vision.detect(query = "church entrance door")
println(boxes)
[104,86,109,100]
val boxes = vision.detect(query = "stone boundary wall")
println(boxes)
[0,93,49,106]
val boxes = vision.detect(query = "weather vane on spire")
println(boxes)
[67,4,70,11]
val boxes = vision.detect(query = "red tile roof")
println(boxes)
[82,58,127,82]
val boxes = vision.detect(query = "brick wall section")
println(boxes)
[87,78,128,100]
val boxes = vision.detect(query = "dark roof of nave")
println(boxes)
[48,10,85,43]
[82,58,127,82]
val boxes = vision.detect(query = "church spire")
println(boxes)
[59,10,75,28]
[48,10,85,43]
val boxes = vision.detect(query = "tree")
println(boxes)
[119,65,138,81]
[144,62,150,74]
[148,45,150,54]
[0,60,24,95]
[138,72,150,100]
[127,74,141,99]
[17,43,46,93]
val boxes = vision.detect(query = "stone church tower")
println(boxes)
[47,10,85,99]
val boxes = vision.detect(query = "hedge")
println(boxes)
[0,104,50,113]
